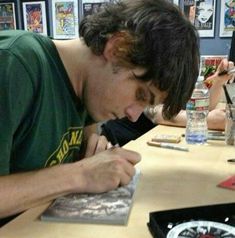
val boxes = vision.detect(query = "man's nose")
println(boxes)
[124,104,145,122]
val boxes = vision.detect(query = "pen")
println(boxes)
[182,133,225,140]
[147,141,189,152]
[207,135,225,141]
[218,67,235,76]
[227,158,235,163]
[208,131,224,136]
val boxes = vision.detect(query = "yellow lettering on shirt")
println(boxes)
[45,127,83,167]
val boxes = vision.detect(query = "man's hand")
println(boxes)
[73,147,141,193]
[0,147,140,218]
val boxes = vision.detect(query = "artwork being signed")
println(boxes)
[41,169,140,225]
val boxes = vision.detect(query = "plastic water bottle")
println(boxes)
[185,76,209,144]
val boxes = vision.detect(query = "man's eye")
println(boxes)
[136,88,147,102]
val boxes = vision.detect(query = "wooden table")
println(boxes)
[0,125,235,238]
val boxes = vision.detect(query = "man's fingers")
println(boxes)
[110,147,141,165]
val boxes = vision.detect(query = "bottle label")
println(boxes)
[186,98,209,111]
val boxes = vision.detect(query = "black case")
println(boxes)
[147,203,235,238]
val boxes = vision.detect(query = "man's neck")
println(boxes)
[53,38,88,98]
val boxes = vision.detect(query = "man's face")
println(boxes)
[82,65,167,123]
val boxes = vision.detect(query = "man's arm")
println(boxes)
[0,164,75,218]
[0,147,141,219]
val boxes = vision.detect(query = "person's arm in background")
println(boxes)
[145,106,226,130]
[205,58,235,110]
[144,105,187,127]
[144,58,235,131]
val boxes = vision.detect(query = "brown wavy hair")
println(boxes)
[79,0,200,119]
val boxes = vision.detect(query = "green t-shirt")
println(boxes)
[0,30,92,175]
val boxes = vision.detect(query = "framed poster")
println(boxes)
[21,0,49,35]
[168,0,179,5]
[82,0,110,18]
[182,0,196,24]
[51,0,79,39]
[194,0,216,38]
[0,0,18,30]
[219,0,235,37]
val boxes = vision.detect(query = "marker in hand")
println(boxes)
[218,67,235,76]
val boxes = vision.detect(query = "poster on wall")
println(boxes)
[0,1,17,30]
[21,0,48,35]
[194,0,216,37]
[82,0,110,18]
[182,0,196,24]
[168,0,179,5]
[51,0,79,39]
[219,0,235,37]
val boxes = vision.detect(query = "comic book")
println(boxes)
[41,169,140,225]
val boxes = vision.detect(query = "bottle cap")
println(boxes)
[197,76,204,82]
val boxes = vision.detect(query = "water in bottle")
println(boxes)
[185,76,209,144]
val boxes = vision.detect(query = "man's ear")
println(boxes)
[103,32,129,63]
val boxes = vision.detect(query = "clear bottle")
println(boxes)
[185,76,209,144]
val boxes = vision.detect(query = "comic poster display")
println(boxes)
[22,1,48,35]
[182,0,196,24]
[51,0,78,39]
[168,0,179,5]
[0,2,17,30]
[220,0,235,37]
[82,0,110,18]
[194,0,216,37]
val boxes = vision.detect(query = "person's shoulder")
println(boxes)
[0,30,29,48]
[0,30,50,51]
[0,29,26,38]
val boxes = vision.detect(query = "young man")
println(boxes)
[0,0,199,219]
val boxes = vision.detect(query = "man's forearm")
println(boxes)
[0,146,141,219]
[0,163,79,218]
